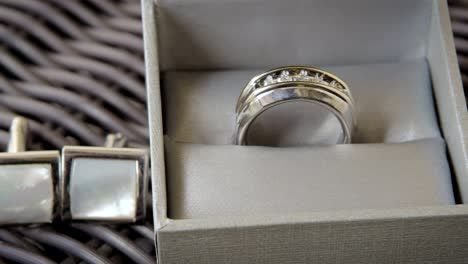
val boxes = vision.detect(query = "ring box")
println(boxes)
[142,0,468,262]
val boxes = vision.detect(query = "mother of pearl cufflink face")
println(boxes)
[0,118,60,225]
[0,152,60,225]
[61,146,148,222]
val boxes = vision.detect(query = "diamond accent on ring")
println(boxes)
[254,68,344,90]
[329,80,339,88]
[263,75,275,86]
[279,70,292,82]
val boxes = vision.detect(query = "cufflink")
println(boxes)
[60,134,149,222]
[0,117,60,225]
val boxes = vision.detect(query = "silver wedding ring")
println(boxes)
[235,66,355,146]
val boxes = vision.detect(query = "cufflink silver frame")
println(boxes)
[0,117,60,225]
[60,134,149,223]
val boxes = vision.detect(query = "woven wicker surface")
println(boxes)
[0,0,154,263]
[0,0,467,263]
[452,0,468,95]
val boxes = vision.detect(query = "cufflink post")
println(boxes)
[104,133,127,148]
[7,117,28,153]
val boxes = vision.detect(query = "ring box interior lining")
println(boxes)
[162,60,456,218]
[157,0,455,217]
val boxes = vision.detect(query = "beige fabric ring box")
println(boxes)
[142,0,468,263]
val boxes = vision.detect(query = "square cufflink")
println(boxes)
[61,143,149,222]
[0,117,60,225]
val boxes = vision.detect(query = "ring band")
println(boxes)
[235,66,355,146]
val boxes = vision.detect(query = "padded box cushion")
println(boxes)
[166,138,454,219]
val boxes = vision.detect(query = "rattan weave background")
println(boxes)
[0,0,467,263]
[0,0,154,263]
